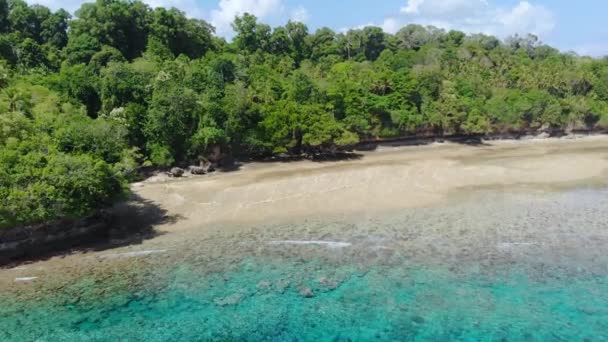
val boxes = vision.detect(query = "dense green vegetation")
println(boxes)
[1,0,608,229]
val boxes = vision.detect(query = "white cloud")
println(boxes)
[572,43,608,57]
[145,0,206,18]
[290,5,310,23]
[210,0,283,36]
[380,17,401,34]
[401,0,422,14]
[341,17,402,35]
[401,0,488,16]
[497,1,555,37]
[26,0,306,40]
[398,0,556,37]
[27,0,205,18]
[26,0,83,13]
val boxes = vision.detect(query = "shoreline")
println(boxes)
[357,129,607,145]
[143,132,608,180]
[141,132,608,187]
[2,134,608,266]
[131,134,608,233]
[143,132,608,182]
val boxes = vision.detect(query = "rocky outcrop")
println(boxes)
[165,161,220,179]
[199,159,215,173]
[169,167,185,177]
[298,285,314,298]
[188,166,206,175]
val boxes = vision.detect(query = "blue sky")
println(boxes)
[29,0,608,56]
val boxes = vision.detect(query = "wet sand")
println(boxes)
[134,135,608,230]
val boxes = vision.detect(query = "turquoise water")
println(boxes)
[2,189,608,341]
[3,259,608,341]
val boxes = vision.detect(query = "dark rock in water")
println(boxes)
[411,315,425,324]
[188,166,206,175]
[169,167,184,177]
[298,285,314,298]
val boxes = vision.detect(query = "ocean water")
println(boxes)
[2,188,608,341]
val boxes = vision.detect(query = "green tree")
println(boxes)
[70,0,150,60]
[63,33,102,64]
[286,20,310,64]
[16,38,47,68]
[145,81,200,164]
[0,0,9,33]
[148,7,215,59]
[100,59,154,112]
[362,26,386,61]
[53,63,101,117]
[308,27,339,61]
[232,13,261,54]
[41,9,70,49]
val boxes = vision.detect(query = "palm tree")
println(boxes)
[2,87,32,116]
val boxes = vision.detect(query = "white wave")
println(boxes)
[497,242,537,249]
[269,240,351,248]
[100,249,167,259]
[15,277,38,282]
[9,266,28,271]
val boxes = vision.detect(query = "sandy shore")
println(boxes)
[1,135,607,287]
[133,135,608,231]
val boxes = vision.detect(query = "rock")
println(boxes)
[411,315,425,324]
[214,293,243,307]
[318,277,339,290]
[275,279,290,294]
[537,132,550,139]
[298,285,314,298]
[169,167,184,177]
[188,165,206,175]
[198,159,216,173]
[257,280,272,290]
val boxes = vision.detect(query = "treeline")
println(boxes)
[2,0,608,229]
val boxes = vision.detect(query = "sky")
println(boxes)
[27,0,608,57]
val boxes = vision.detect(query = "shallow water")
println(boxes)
[2,188,608,341]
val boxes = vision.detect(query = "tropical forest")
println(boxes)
[1,0,608,230]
